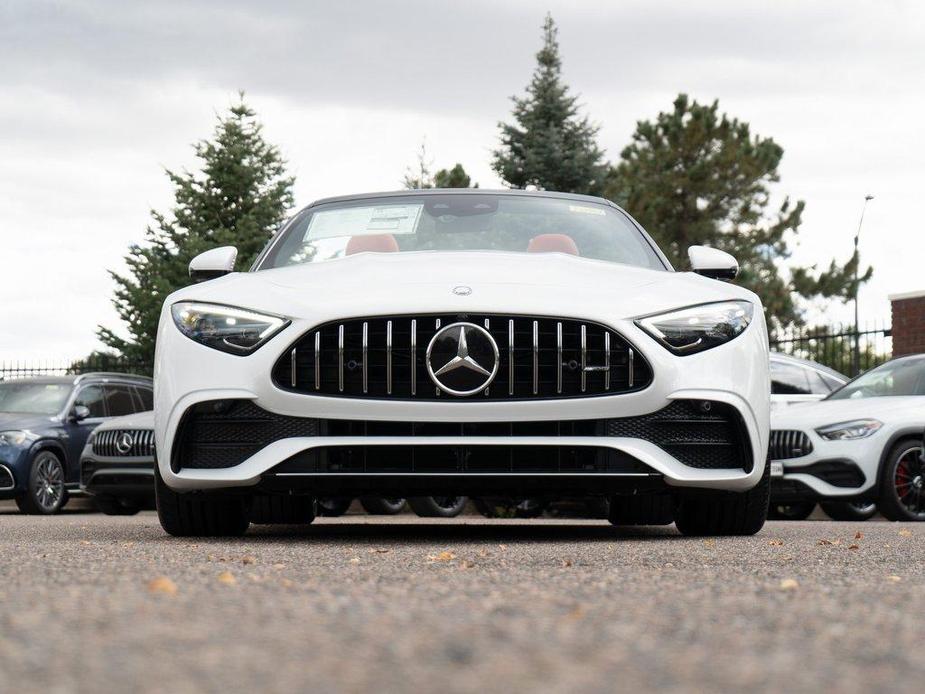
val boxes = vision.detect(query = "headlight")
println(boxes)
[816,419,882,441]
[635,301,753,355]
[171,302,289,355]
[0,431,27,446]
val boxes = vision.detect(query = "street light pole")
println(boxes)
[853,194,874,376]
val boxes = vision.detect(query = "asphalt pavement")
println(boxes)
[0,505,922,693]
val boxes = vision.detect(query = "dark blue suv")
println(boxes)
[0,373,153,514]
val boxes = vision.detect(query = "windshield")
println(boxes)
[0,382,72,415]
[827,357,925,400]
[257,194,666,271]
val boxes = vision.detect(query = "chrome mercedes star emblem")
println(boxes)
[116,432,134,455]
[452,285,472,296]
[426,322,499,396]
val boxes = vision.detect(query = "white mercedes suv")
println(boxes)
[153,190,770,537]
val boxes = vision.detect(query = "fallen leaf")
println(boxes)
[848,544,860,551]
[459,560,476,570]
[498,544,507,551]
[703,539,715,548]
[478,549,491,558]
[148,576,177,595]
[768,539,784,546]
[217,571,236,586]
[272,563,286,570]
[779,578,799,591]
[561,559,573,567]
[349,557,360,564]
[369,548,390,554]
[241,556,256,565]
[854,531,864,540]
[431,551,456,563]
[899,529,912,537]
[817,539,840,546]
[80,540,91,546]
[887,575,902,582]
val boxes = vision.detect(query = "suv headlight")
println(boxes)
[0,431,28,446]
[171,302,289,355]
[816,419,882,441]
[635,301,753,355]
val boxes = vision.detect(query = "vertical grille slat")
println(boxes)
[274,314,651,401]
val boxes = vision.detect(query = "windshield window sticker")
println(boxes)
[568,204,606,216]
[306,204,424,241]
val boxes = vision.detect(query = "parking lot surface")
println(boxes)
[0,507,922,693]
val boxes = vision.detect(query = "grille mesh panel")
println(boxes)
[173,398,750,472]
[271,314,651,401]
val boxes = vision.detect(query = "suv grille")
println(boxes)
[769,430,813,460]
[271,314,651,401]
[172,399,750,472]
[92,429,155,458]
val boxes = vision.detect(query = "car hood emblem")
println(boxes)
[115,432,134,455]
[426,322,499,396]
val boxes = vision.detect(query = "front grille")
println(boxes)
[172,398,750,472]
[769,430,813,460]
[92,429,155,458]
[271,314,651,401]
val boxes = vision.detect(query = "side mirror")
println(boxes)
[71,405,90,422]
[688,246,738,281]
[189,246,238,283]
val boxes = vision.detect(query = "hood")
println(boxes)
[175,251,758,321]
[0,412,59,433]
[93,410,154,432]
[772,396,925,429]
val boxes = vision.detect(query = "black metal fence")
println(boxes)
[769,322,892,378]
[0,356,152,381]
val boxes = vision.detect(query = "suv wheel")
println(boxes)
[154,464,250,537]
[674,459,770,536]
[17,451,67,515]
[767,502,815,520]
[249,495,315,524]
[317,497,352,517]
[878,438,925,522]
[407,496,468,517]
[95,495,141,516]
[819,500,877,521]
[360,497,407,515]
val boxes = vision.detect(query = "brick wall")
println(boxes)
[891,290,925,356]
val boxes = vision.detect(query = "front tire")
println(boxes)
[360,497,407,515]
[407,496,468,517]
[317,497,352,517]
[155,465,250,537]
[674,459,770,536]
[95,495,142,516]
[820,500,877,521]
[16,451,67,515]
[877,438,925,522]
[249,495,315,525]
[768,502,815,520]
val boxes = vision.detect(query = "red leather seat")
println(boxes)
[345,234,400,255]
[527,234,579,256]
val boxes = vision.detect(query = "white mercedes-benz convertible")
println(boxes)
[153,190,770,537]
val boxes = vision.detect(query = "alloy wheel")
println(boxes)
[32,454,65,512]
[894,445,925,518]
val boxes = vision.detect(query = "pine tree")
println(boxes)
[402,140,476,189]
[98,95,294,367]
[605,94,871,329]
[492,14,607,194]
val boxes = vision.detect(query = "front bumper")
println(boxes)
[155,308,770,493]
[80,455,155,497]
[769,430,884,501]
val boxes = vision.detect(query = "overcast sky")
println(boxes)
[1,0,922,362]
